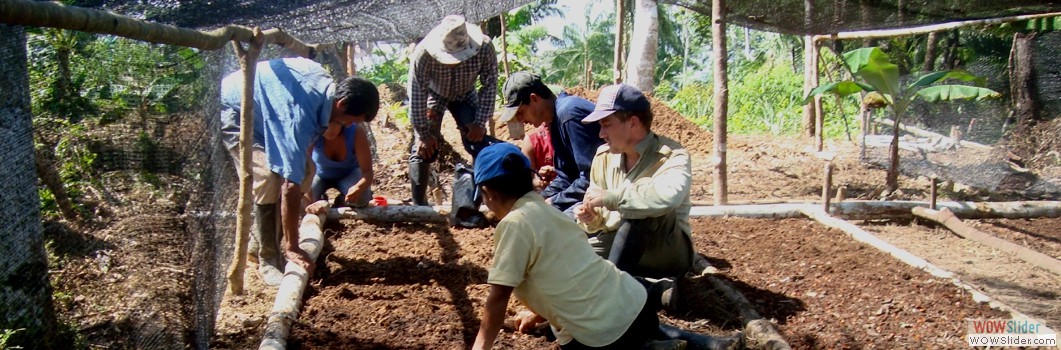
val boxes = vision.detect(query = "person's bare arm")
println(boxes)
[472,284,514,350]
[281,180,314,275]
[345,125,374,205]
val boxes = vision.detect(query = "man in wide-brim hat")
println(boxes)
[407,14,501,206]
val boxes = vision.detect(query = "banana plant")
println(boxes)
[804,47,1000,193]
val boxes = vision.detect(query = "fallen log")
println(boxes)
[259,211,327,350]
[912,207,1061,276]
[702,275,791,350]
[328,205,449,223]
[799,205,1056,335]
[875,118,991,150]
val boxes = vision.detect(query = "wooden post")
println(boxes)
[613,0,625,83]
[227,29,264,296]
[822,161,833,213]
[912,207,1061,276]
[930,176,938,210]
[345,42,357,77]
[712,0,728,206]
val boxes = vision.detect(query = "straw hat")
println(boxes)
[422,15,487,64]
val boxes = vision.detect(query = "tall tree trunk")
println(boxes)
[625,0,659,93]
[1,23,59,349]
[941,30,960,70]
[801,0,817,138]
[614,0,625,83]
[712,0,729,205]
[923,31,939,72]
[1008,32,1040,127]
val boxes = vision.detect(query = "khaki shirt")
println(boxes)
[579,132,692,237]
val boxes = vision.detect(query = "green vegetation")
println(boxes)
[804,47,1000,191]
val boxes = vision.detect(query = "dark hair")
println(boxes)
[479,153,534,199]
[336,77,380,122]
[612,109,654,131]
[526,82,556,101]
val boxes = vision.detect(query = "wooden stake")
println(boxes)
[930,176,938,210]
[912,207,1061,276]
[822,161,833,213]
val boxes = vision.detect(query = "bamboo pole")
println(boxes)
[226,30,264,296]
[259,211,328,350]
[712,0,728,206]
[822,161,833,213]
[912,207,1061,276]
[0,0,319,57]
[812,12,1061,42]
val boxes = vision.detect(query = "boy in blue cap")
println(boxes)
[471,143,739,350]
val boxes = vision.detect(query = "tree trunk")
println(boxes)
[801,0,817,138]
[1008,32,1040,127]
[34,146,79,221]
[625,0,659,93]
[941,30,960,70]
[613,0,625,83]
[260,213,327,349]
[0,23,59,348]
[923,31,939,72]
[886,115,901,192]
[712,0,728,205]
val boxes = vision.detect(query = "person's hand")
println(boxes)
[513,310,545,334]
[537,165,557,182]
[466,124,487,142]
[583,188,606,210]
[283,244,315,276]
[573,203,597,223]
[418,135,439,159]
[345,184,368,206]
[305,199,330,215]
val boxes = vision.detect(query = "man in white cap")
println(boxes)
[573,83,694,285]
[407,14,501,205]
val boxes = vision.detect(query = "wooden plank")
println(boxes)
[912,207,1061,276]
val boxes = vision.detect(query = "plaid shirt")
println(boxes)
[408,40,498,138]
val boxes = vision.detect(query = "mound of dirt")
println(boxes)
[1004,117,1061,178]
[563,86,714,156]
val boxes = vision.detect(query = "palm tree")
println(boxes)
[545,11,615,88]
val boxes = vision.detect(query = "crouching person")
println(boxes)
[471,143,740,350]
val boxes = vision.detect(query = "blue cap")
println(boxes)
[474,143,531,186]
[582,84,651,123]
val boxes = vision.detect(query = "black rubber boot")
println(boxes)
[409,161,430,206]
[254,203,283,286]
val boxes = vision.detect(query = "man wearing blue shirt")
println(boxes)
[499,71,603,215]
[220,58,379,285]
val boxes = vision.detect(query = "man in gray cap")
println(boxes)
[573,83,694,283]
[407,15,501,205]
[499,71,602,214]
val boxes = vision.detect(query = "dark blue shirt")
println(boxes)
[542,92,602,212]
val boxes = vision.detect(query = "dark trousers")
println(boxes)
[604,211,694,279]
[407,98,500,164]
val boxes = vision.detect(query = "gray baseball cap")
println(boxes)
[582,84,651,123]
[499,71,550,123]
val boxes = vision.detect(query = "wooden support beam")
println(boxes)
[329,205,450,223]
[613,0,625,83]
[812,12,1061,42]
[260,212,327,350]
[227,32,264,296]
[912,207,1061,276]
[0,0,319,57]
